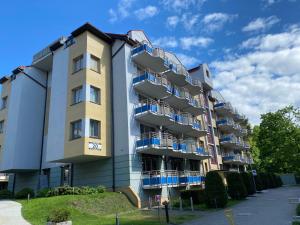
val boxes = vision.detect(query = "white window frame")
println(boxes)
[71,86,83,105]
[70,120,82,140]
[90,55,100,73]
[73,55,83,73]
[89,119,100,139]
[90,86,100,104]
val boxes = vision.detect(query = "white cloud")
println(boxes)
[160,0,206,12]
[166,16,180,28]
[211,25,300,124]
[242,16,280,33]
[201,13,238,32]
[180,36,213,50]
[182,13,200,30]
[176,53,199,67]
[152,37,178,48]
[108,0,135,23]
[134,6,158,20]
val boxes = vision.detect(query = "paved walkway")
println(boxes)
[0,200,31,225]
[183,186,300,225]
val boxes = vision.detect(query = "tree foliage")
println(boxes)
[253,106,300,174]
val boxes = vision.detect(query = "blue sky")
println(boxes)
[1,0,300,124]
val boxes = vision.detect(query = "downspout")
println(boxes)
[111,41,126,192]
[16,67,48,189]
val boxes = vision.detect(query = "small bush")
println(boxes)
[15,188,35,199]
[275,175,283,187]
[296,203,300,216]
[241,172,256,195]
[226,172,248,200]
[46,185,106,197]
[36,188,51,198]
[292,221,300,225]
[47,208,70,223]
[0,189,13,199]
[180,189,206,204]
[172,198,190,208]
[254,173,264,191]
[204,171,228,208]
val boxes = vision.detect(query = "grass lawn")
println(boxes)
[18,192,196,225]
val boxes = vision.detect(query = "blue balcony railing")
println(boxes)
[131,43,153,56]
[134,104,158,115]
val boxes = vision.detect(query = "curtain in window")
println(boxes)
[90,87,99,103]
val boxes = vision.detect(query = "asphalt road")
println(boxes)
[183,186,300,225]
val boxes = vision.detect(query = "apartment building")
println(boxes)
[0,23,252,207]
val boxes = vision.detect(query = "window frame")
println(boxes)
[89,119,100,139]
[70,119,82,140]
[89,86,101,104]
[71,86,83,105]
[90,55,101,73]
[1,96,7,110]
[0,120,4,134]
[73,55,84,74]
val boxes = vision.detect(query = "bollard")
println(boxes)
[115,212,120,225]
[190,197,194,211]
[179,196,183,211]
[27,193,30,203]
[163,201,170,223]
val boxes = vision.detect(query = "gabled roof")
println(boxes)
[71,23,113,44]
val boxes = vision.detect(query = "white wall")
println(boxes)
[1,67,47,171]
[46,47,69,162]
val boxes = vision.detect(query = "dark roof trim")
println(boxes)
[12,66,26,75]
[0,76,8,84]
[71,23,113,44]
[49,38,65,51]
[106,33,137,46]
[188,65,201,73]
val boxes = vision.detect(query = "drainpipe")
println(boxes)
[16,67,48,190]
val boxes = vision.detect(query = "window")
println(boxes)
[90,119,100,138]
[90,86,100,104]
[206,70,210,78]
[190,160,200,171]
[71,86,82,104]
[73,55,83,73]
[0,121,4,134]
[90,55,100,73]
[70,120,82,140]
[1,97,7,110]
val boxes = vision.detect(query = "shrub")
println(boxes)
[46,185,106,197]
[293,221,300,225]
[15,188,35,199]
[47,208,70,223]
[241,172,256,195]
[275,175,283,187]
[180,189,206,204]
[0,189,13,199]
[226,172,248,200]
[36,188,51,198]
[204,171,228,208]
[296,203,300,216]
[254,173,264,191]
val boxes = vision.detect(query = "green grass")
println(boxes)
[18,192,196,225]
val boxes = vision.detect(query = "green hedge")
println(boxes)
[204,171,228,208]
[226,172,248,200]
[180,189,206,204]
[241,172,256,195]
[0,189,13,199]
[15,188,35,199]
[296,203,300,216]
[254,173,264,191]
[45,185,106,197]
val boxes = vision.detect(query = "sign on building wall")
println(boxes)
[88,142,102,151]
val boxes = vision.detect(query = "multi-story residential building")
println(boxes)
[213,94,253,172]
[0,23,252,207]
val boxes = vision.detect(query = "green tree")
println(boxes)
[257,106,300,174]
[249,125,261,169]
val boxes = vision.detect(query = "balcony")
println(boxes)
[244,142,251,150]
[136,132,210,160]
[166,113,207,137]
[133,72,172,99]
[164,87,205,116]
[131,43,169,73]
[222,154,247,165]
[216,118,236,133]
[219,134,244,150]
[164,63,202,95]
[142,170,205,189]
[233,110,247,123]
[134,100,174,126]
[214,102,234,117]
